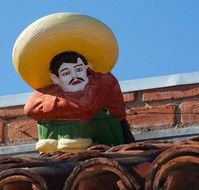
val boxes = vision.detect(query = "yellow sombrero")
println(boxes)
[12,13,119,89]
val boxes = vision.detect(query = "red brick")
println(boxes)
[126,104,176,128]
[0,119,4,143]
[180,101,199,124]
[143,84,199,102]
[6,117,37,144]
[0,106,24,119]
[123,92,135,102]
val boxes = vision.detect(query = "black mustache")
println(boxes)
[68,77,84,85]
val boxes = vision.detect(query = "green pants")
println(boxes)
[38,110,124,146]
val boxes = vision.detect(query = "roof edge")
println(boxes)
[120,71,199,92]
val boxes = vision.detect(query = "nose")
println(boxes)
[71,69,77,78]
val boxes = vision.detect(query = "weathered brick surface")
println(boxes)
[143,84,199,102]
[180,101,199,124]
[0,106,24,119]
[0,119,4,143]
[126,104,176,128]
[6,117,37,144]
[123,92,135,102]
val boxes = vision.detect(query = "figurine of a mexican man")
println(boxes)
[12,13,134,152]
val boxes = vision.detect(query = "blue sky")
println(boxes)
[1,0,199,96]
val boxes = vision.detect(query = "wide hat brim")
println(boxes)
[12,13,119,89]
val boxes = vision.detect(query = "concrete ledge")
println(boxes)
[0,143,36,156]
[0,93,31,108]
[134,126,199,142]
[120,71,199,92]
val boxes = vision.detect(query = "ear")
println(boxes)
[50,73,60,85]
[87,62,92,70]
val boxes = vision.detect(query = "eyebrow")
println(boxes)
[74,64,84,68]
[60,68,69,73]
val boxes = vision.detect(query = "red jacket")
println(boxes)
[24,72,126,121]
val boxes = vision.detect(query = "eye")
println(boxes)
[62,70,70,76]
[75,67,83,72]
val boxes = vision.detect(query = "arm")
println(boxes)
[24,89,57,120]
[103,73,135,143]
[103,73,126,120]
[24,84,101,121]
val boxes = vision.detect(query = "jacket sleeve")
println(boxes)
[103,73,126,121]
[24,90,57,120]
[103,73,135,143]
[24,86,98,121]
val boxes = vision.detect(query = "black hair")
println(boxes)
[50,51,88,76]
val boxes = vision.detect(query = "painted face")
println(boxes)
[51,58,89,92]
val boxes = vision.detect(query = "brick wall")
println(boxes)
[0,105,37,145]
[1,83,199,146]
[124,83,199,132]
